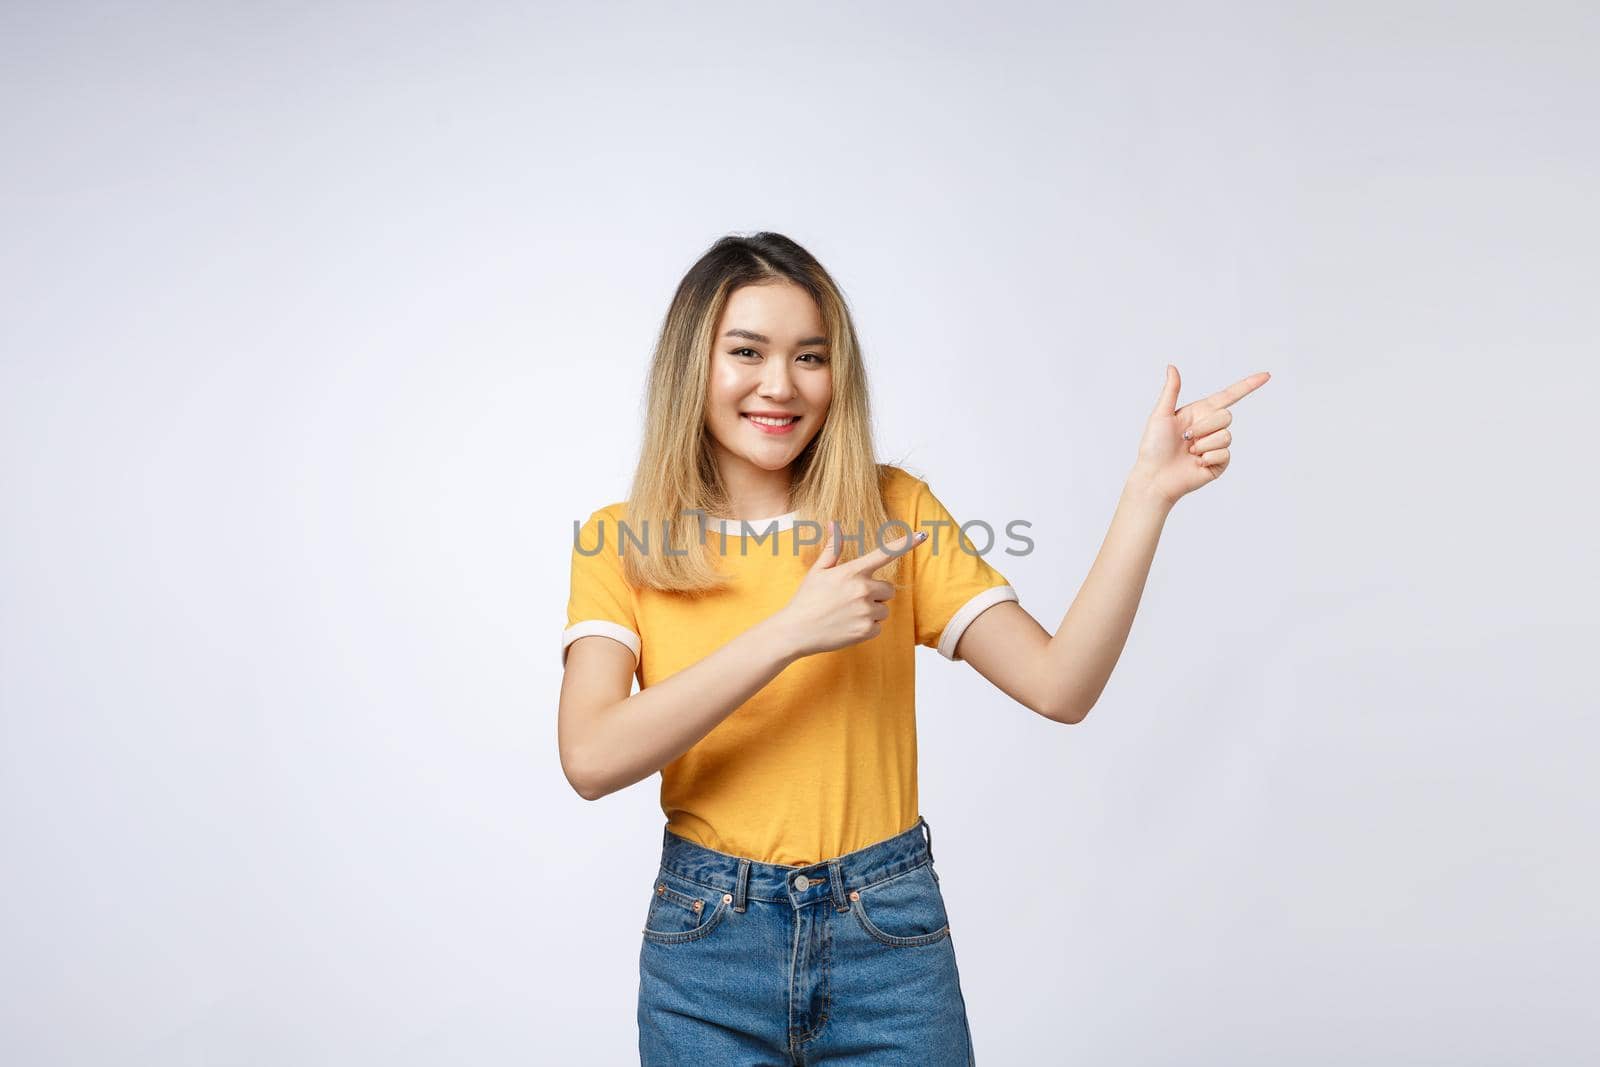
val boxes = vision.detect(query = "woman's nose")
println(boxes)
[758,361,797,399]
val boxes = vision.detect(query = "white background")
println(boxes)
[3,1,1596,1063]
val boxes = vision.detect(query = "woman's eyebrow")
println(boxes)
[723,328,829,346]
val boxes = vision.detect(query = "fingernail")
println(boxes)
[915,531,928,542]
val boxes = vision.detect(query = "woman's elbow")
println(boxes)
[560,751,607,801]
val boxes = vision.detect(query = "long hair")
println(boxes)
[621,232,906,593]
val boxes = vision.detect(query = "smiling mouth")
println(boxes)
[743,414,801,427]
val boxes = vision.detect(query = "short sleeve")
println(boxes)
[908,477,1020,660]
[562,506,642,669]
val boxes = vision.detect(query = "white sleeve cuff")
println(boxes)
[935,585,1019,660]
[561,620,642,668]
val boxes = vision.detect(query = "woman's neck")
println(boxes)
[714,460,795,520]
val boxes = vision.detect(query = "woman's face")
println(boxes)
[704,281,832,477]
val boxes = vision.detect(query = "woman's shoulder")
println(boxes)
[876,462,932,507]
[572,499,633,546]
[578,498,630,523]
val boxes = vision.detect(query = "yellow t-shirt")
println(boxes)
[561,463,1019,866]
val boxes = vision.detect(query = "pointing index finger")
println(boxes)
[843,528,926,575]
[1183,371,1271,416]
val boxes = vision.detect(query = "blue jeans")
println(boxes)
[638,814,977,1065]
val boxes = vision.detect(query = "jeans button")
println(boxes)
[794,875,810,890]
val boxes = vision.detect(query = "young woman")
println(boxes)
[558,232,1270,1064]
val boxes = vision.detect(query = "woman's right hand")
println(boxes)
[774,521,929,659]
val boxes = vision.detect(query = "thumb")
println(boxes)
[1152,363,1181,416]
[812,520,841,570]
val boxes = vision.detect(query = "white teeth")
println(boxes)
[746,415,798,426]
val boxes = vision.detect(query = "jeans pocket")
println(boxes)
[642,870,732,945]
[850,861,952,947]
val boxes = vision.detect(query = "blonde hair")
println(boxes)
[620,232,907,594]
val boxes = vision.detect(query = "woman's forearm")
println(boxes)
[1041,467,1174,723]
[577,616,801,800]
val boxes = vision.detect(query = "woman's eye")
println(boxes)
[731,347,827,364]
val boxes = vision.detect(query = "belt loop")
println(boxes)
[920,814,935,865]
[828,857,847,912]
[734,858,750,913]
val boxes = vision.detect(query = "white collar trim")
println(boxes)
[702,509,801,537]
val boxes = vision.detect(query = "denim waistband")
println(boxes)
[657,815,936,913]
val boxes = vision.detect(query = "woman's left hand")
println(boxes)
[1133,364,1271,506]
